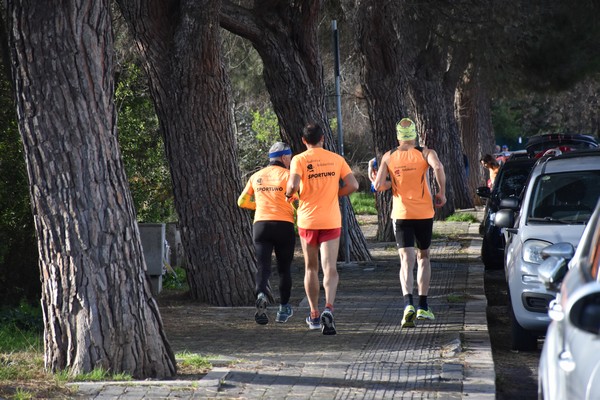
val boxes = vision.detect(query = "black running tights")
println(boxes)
[253,221,296,304]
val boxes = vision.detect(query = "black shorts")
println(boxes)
[393,218,434,250]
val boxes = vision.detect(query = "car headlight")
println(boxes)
[522,239,552,264]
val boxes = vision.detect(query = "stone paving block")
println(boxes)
[71,216,496,400]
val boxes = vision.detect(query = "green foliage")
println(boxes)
[445,213,478,223]
[162,267,188,291]
[0,302,43,334]
[520,2,600,91]
[251,109,279,143]
[237,108,281,178]
[115,62,176,223]
[349,193,377,215]
[491,101,524,150]
[0,60,40,306]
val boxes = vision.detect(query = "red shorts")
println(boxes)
[298,227,341,246]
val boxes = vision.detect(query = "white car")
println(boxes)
[495,149,600,351]
[537,198,600,400]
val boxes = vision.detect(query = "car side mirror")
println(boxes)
[566,283,600,335]
[476,186,491,198]
[494,209,515,230]
[499,197,520,210]
[538,256,568,292]
[541,242,575,260]
[538,243,574,291]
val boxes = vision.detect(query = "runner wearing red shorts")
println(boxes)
[285,123,358,335]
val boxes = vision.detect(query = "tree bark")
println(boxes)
[117,0,258,305]
[221,0,371,261]
[455,64,496,206]
[356,1,474,221]
[355,1,407,241]
[6,0,176,377]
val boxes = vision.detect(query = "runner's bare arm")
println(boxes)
[424,149,447,207]
[285,173,301,201]
[339,172,359,197]
[373,152,391,191]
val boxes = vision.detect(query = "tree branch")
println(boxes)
[220,1,261,43]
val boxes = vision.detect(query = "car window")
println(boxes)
[528,171,600,223]
[495,164,534,199]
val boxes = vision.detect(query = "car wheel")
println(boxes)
[481,236,503,270]
[508,302,538,351]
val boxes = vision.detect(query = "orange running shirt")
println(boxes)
[290,147,352,229]
[241,165,295,223]
[386,147,434,220]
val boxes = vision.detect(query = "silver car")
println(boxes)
[537,198,600,400]
[495,149,600,351]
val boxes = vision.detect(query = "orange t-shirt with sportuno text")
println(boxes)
[387,147,434,220]
[242,165,295,223]
[290,147,352,229]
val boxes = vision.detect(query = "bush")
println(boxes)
[162,267,188,290]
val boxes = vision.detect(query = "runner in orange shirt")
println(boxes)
[285,123,358,335]
[238,142,296,325]
[373,117,446,328]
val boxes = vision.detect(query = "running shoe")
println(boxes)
[320,309,337,335]
[416,308,435,321]
[254,293,268,325]
[306,315,321,330]
[401,305,416,328]
[275,304,293,323]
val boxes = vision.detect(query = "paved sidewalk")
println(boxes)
[71,211,495,399]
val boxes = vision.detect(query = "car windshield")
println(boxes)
[528,171,600,224]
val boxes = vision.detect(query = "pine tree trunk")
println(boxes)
[6,0,176,378]
[356,2,475,221]
[117,0,257,305]
[355,2,407,241]
[456,65,496,206]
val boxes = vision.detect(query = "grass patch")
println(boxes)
[176,351,212,376]
[12,388,34,400]
[350,192,377,215]
[445,213,478,223]
[0,325,42,354]
[56,367,132,382]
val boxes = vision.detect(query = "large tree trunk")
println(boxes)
[221,0,371,261]
[455,64,496,206]
[117,0,257,305]
[356,1,474,221]
[354,1,406,241]
[6,0,176,377]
